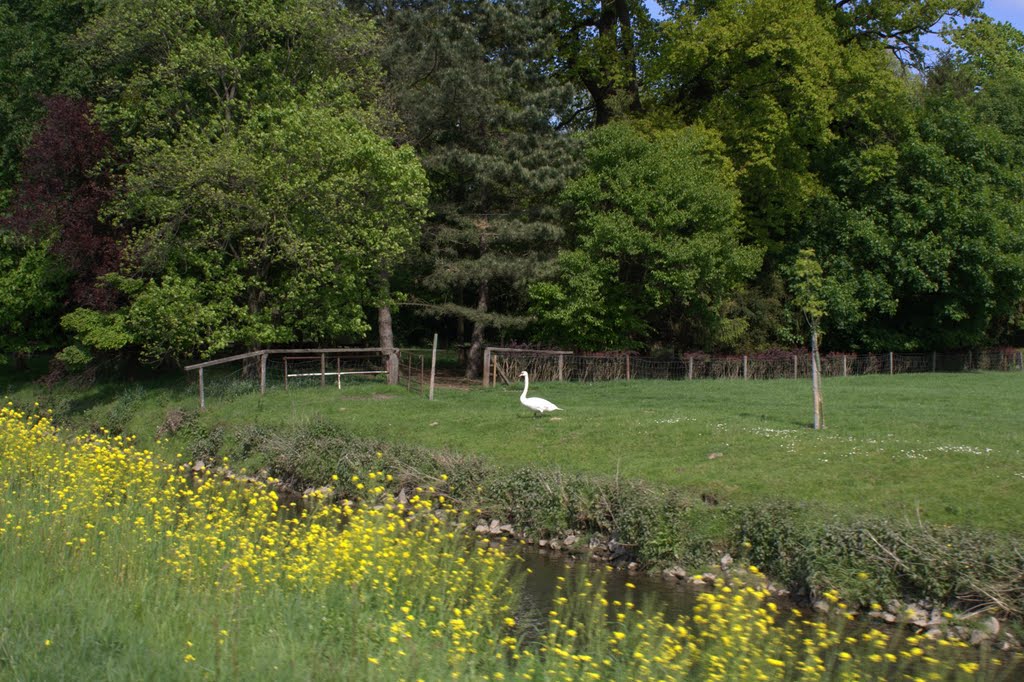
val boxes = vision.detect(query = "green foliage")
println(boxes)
[531,122,762,350]
[735,502,817,590]
[552,0,659,125]
[657,0,842,245]
[807,77,1024,350]
[61,308,132,352]
[790,248,827,322]
[66,99,427,364]
[0,232,68,358]
[3,0,1024,362]
[70,0,381,142]
[35,0,427,366]
[826,0,983,66]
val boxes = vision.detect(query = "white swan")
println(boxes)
[518,371,561,417]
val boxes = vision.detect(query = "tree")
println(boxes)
[3,96,117,309]
[368,0,577,377]
[790,248,826,429]
[530,122,762,351]
[0,232,67,362]
[825,0,982,68]
[0,0,97,206]
[553,0,659,126]
[64,101,427,366]
[803,46,1024,351]
[54,0,428,367]
[0,96,117,360]
[655,0,842,249]
[69,0,382,145]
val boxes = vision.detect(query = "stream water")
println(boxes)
[511,545,700,628]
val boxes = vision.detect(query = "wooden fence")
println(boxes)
[184,348,397,410]
[482,348,1024,386]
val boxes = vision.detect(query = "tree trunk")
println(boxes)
[584,0,643,125]
[377,272,399,385]
[811,325,824,429]
[241,353,260,379]
[464,282,488,380]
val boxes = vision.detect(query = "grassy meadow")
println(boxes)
[47,370,1020,535]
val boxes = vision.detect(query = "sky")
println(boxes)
[643,1,1024,30]
[979,0,1024,31]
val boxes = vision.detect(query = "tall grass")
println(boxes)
[2,406,1020,680]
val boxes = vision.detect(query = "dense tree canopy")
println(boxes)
[1,0,1021,367]
[530,122,761,350]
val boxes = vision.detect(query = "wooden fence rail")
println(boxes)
[185,348,397,410]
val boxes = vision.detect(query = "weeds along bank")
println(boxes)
[2,406,1021,680]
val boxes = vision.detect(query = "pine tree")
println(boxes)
[370,0,578,377]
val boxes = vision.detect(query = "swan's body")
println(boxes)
[518,371,561,416]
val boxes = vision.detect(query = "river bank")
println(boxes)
[180,415,1024,652]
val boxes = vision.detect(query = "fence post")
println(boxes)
[967,349,972,370]
[889,352,894,375]
[932,351,936,372]
[688,356,694,380]
[842,354,847,377]
[482,348,491,387]
[284,357,289,390]
[625,353,630,381]
[198,367,206,411]
[793,355,798,379]
[260,352,267,395]
[320,353,326,386]
[337,356,341,389]
[429,333,438,401]
[743,355,748,380]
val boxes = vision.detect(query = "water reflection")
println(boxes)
[507,543,698,633]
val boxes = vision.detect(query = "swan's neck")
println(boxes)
[520,374,529,400]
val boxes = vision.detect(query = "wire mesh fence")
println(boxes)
[484,348,1024,386]
[184,346,1024,408]
[400,348,435,396]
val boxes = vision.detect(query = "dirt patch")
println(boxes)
[337,394,397,401]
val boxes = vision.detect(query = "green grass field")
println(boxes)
[8,369,1021,535]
